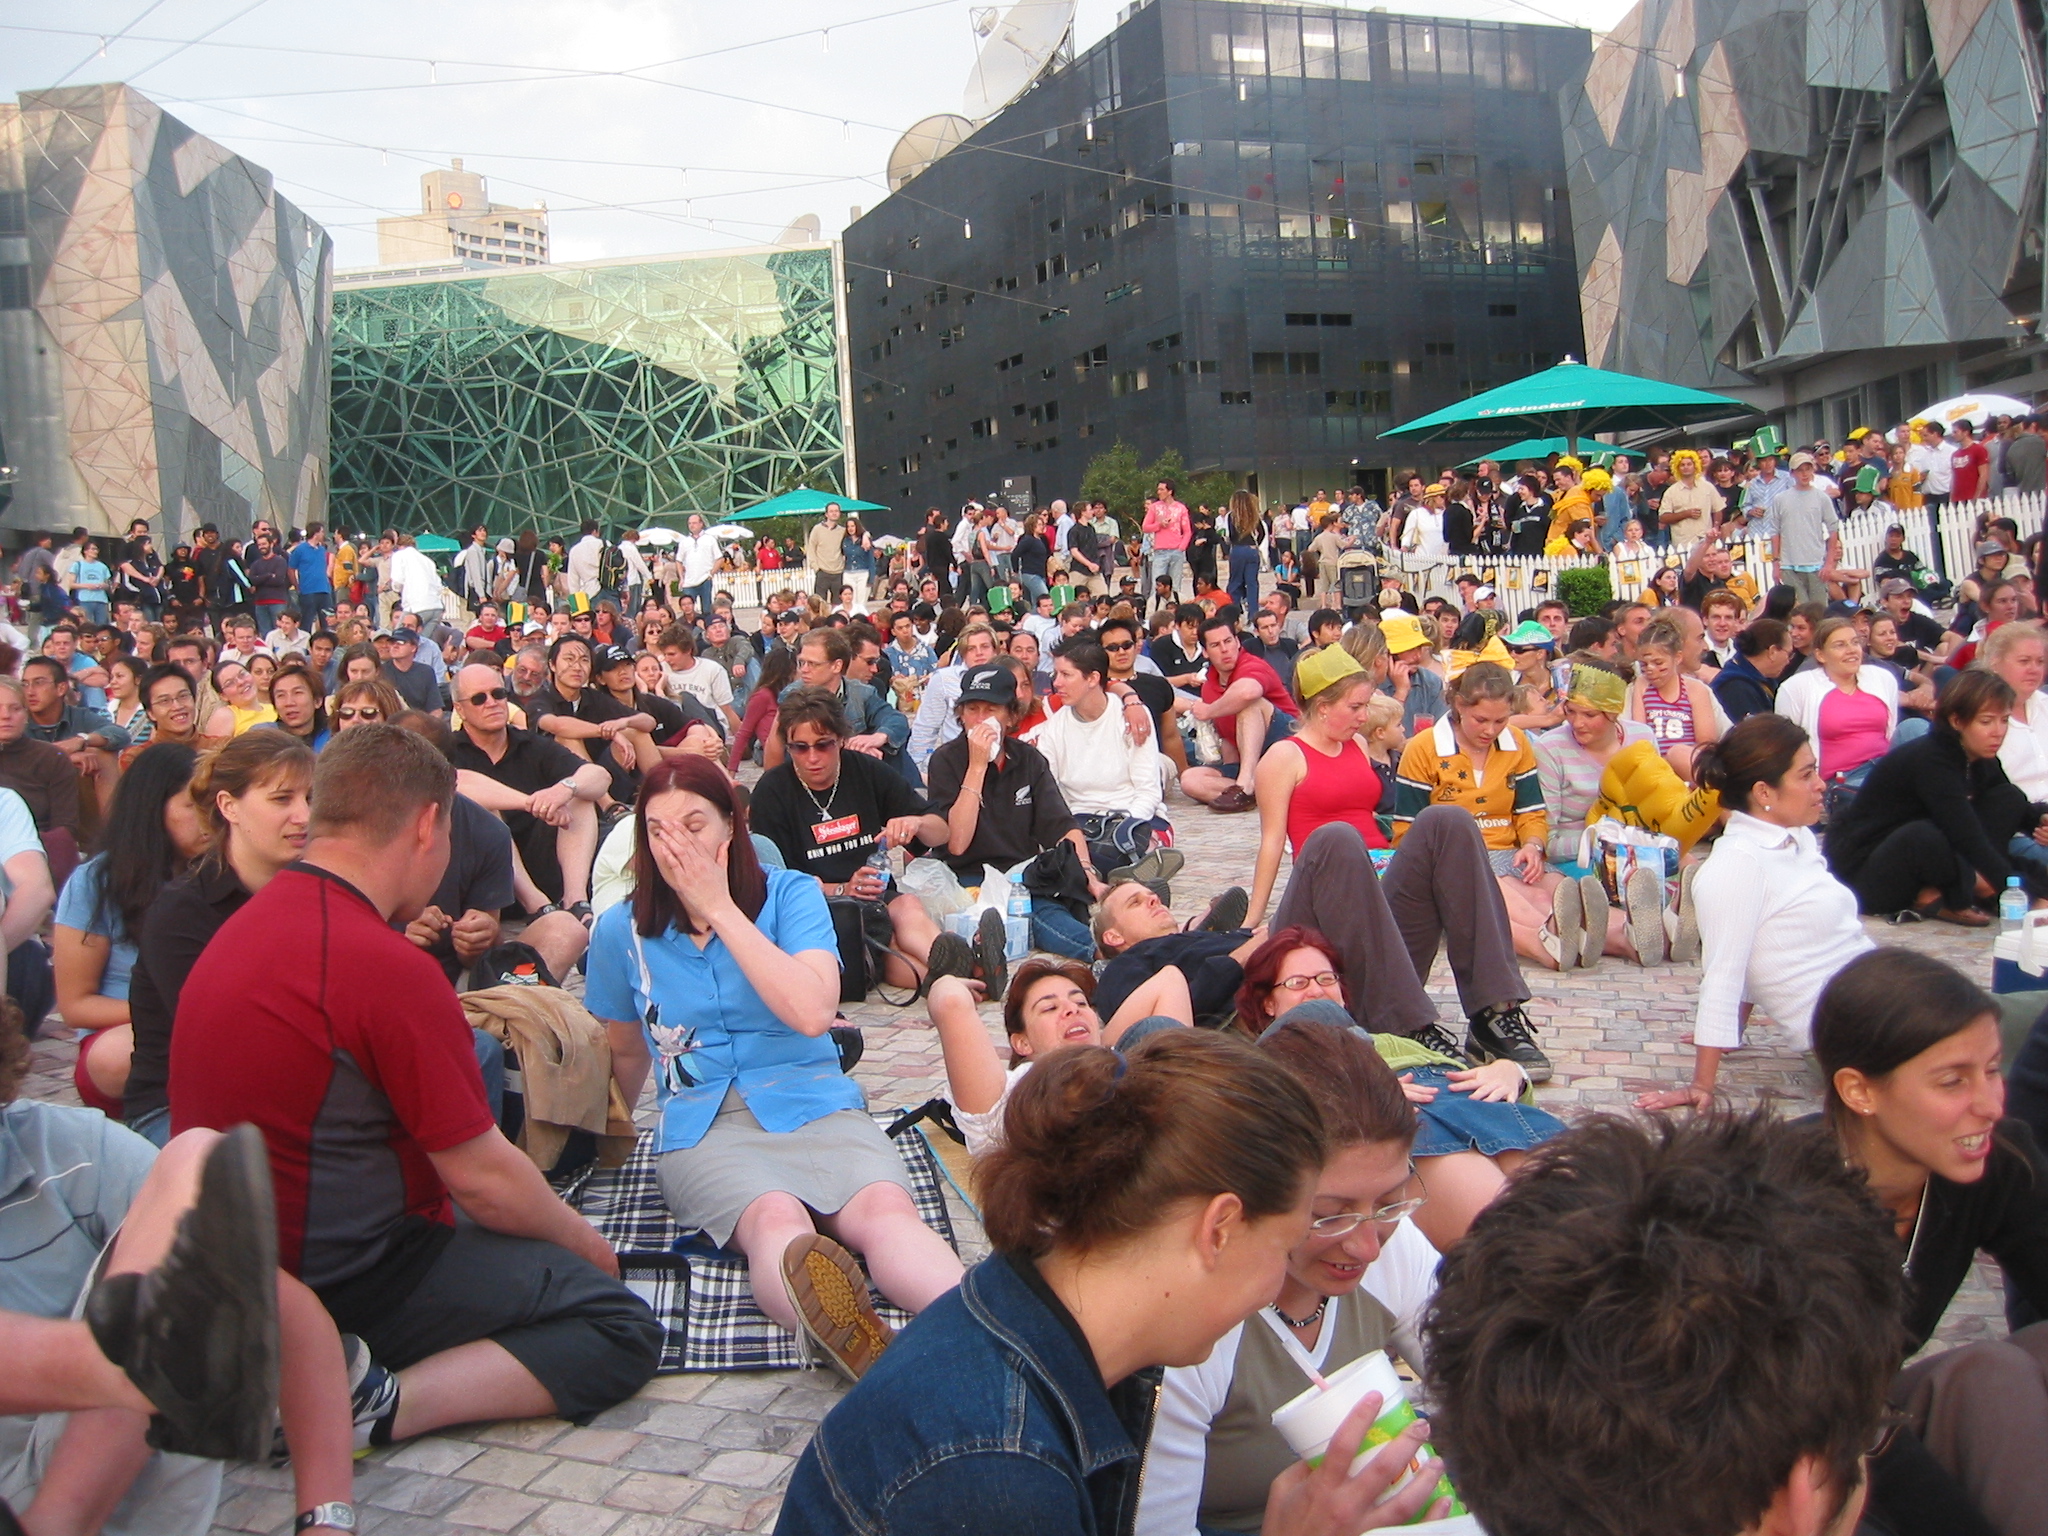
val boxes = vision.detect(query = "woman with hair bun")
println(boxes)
[778,1029,1451,1536]
[1635,713,1871,1112]
[1812,947,2048,1536]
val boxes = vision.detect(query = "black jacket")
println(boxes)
[1825,728,2044,891]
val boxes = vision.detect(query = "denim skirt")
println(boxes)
[1409,1066,1565,1158]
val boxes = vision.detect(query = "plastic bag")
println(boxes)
[901,856,971,924]
[1577,817,1681,903]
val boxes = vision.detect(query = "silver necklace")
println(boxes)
[799,768,841,821]
[1900,1179,1932,1275]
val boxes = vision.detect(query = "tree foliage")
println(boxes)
[1079,442,1241,534]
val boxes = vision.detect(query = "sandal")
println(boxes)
[529,903,564,921]
[567,901,595,928]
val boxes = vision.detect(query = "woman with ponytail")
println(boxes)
[778,1029,1451,1536]
[1634,713,1871,1111]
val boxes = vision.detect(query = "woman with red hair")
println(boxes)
[586,757,963,1380]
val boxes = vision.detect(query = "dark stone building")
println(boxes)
[844,0,1589,514]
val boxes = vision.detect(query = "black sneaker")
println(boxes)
[974,907,1010,1002]
[1408,1021,1472,1064]
[1465,1004,1551,1084]
[921,932,975,996]
[831,1023,865,1073]
[1195,886,1251,934]
[86,1123,281,1463]
[269,1334,401,1465]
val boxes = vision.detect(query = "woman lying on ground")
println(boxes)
[1813,948,2048,1536]
[587,756,963,1381]
[778,1027,1452,1536]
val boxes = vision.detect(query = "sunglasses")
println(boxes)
[334,706,383,721]
[1101,639,1135,652]
[463,687,510,707]
[787,737,840,755]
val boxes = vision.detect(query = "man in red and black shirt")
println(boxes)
[170,725,658,1451]
[1950,420,1990,504]
[1179,614,1300,813]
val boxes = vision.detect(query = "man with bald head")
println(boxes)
[442,661,608,917]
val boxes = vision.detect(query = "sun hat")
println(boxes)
[1501,620,1556,648]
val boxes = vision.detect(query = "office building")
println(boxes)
[376,158,551,269]
[843,0,1589,508]
[0,83,331,538]
[328,244,849,536]
[1560,0,2048,441]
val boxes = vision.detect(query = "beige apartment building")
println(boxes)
[376,159,549,269]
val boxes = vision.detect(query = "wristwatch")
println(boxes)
[296,1504,357,1532]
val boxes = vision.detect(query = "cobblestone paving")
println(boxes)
[18,789,2016,1535]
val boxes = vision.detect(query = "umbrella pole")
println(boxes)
[1567,412,1580,459]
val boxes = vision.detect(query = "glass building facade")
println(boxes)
[844,0,1588,509]
[329,245,848,537]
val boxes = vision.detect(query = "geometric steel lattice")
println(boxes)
[329,246,848,537]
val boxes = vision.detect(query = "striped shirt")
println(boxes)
[1533,718,1657,862]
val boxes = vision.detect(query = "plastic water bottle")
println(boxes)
[1005,878,1032,962]
[861,843,891,892]
[2001,876,2028,937]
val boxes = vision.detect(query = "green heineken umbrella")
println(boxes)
[1454,437,1617,469]
[1384,360,1753,453]
[415,534,463,553]
[731,488,890,520]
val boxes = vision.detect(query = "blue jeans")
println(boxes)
[1030,895,1095,959]
[1150,549,1187,595]
[1017,573,1048,603]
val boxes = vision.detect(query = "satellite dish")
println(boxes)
[887,114,975,192]
[777,213,823,245]
[962,0,1076,121]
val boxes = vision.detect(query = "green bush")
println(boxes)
[1556,564,1613,618]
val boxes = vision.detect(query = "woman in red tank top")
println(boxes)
[1247,648,1387,923]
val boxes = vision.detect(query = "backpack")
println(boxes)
[597,541,627,592]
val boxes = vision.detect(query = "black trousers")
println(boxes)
[1846,820,1973,913]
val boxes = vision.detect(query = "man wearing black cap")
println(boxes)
[380,627,443,716]
[923,663,1103,959]
[1872,524,1930,592]
[589,643,723,760]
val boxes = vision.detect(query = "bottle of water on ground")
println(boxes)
[2000,876,2028,937]
[1005,877,1032,962]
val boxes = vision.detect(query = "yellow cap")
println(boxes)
[1378,611,1432,654]
[1295,646,1367,703]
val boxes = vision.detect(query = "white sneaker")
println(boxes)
[1549,879,1583,971]
[1669,862,1701,964]
[1625,867,1666,965]
[1577,874,1609,970]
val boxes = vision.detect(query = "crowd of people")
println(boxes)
[6,429,2048,1536]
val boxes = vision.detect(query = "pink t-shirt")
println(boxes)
[1817,686,1890,779]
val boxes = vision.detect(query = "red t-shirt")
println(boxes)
[1202,648,1301,719]
[169,865,495,1289]
[1952,442,1989,502]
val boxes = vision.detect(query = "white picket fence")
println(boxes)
[1837,492,2043,581]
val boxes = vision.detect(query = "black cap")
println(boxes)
[385,627,417,648]
[591,643,633,672]
[957,663,1018,708]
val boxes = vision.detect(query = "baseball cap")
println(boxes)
[1978,540,2009,560]
[384,628,416,648]
[1378,611,1432,654]
[1501,619,1555,648]
[1474,585,1497,601]
[1788,451,1816,468]
[591,643,633,673]
[957,663,1018,708]
[1879,578,1916,597]
[1295,646,1365,702]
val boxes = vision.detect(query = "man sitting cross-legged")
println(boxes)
[1091,816,1550,1080]
[1178,614,1301,813]
[169,725,662,1453]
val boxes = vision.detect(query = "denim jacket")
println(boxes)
[776,1253,1163,1536]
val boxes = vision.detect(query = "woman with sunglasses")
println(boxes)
[1233,927,1560,1253]
[1501,619,1562,731]
[1137,1017,1458,1536]
[1810,948,2048,1536]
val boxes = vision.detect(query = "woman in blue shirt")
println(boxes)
[588,756,964,1377]
[53,742,205,1116]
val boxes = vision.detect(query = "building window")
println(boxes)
[1487,303,1517,316]
[1104,281,1140,303]
[935,383,956,398]
[1072,344,1109,378]
[1110,369,1149,396]
[1168,358,1219,376]
[1424,341,1456,356]
[0,265,31,310]
[1319,313,1352,326]
[1253,352,1320,375]
[1148,332,1183,351]
[970,417,995,437]
[900,453,921,474]
[1172,141,1202,156]
[1220,390,1253,405]
[486,238,502,247]
[995,353,1025,371]
[1036,255,1067,282]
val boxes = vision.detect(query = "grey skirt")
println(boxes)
[655,1086,911,1248]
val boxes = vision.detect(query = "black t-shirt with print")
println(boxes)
[750,750,928,884]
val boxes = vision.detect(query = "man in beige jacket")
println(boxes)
[803,503,847,599]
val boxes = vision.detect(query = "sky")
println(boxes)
[1,0,1636,269]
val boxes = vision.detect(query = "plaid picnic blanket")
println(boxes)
[559,1111,959,1373]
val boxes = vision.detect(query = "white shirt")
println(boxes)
[1023,696,1164,820]
[566,534,605,596]
[955,1061,1029,1159]
[619,541,653,586]
[664,656,734,714]
[1908,441,1952,496]
[1693,811,1873,1051]
[2001,691,2048,800]
[0,787,45,910]
[1400,505,1446,560]
[265,628,311,657]
[1020,612,1061,649]
[909,663,967,769]
[677,531,723,588]
[388,546,444,614]
[1136,1223,1442,1536]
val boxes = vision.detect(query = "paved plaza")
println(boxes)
[19,795,2015,1536]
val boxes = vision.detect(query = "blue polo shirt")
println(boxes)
[0,1100,156,1319]
[582,867,853,1151]
[288,540,330,596]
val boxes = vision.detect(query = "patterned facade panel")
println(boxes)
[0,83,331,536]
[1806,0,1891,89]
[327,248,847,537]
[1941,0,2040,212]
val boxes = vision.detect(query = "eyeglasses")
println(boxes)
[1273,971,1339,992]
[1309,1166,1427,1235]
[463,688,510,706]
[787,737,840,755]
[334,706,382,721]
